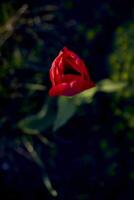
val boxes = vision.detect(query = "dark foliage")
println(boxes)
[0,0,134,199]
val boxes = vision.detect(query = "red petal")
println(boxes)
[62,47,90,81]
[61,74,82,83]
[49,76,95,97]
[49,83,72,96]
[49,52,64,86]
[49,47,95,96]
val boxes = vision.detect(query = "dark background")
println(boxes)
[0,0,134,199]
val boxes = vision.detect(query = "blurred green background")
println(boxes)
[0,0,134,199]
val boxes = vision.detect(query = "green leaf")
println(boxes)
[98,79,126,92]
[43,176,58,197]
[25,83,46,91]
[12,48,23,68]
[72,87,97,105]
[53,96,76,132]
[18,98,56,134]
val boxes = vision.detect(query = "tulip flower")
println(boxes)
[49,47,95,96]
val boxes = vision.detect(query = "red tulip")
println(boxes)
[49,47,95,96]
